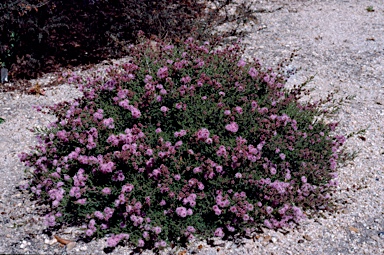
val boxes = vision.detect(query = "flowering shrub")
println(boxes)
[20,34,349,250]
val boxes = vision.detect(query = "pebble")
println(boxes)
[378,232,384,238]
[66,242,76,250]
[44,238,57,245]
[370,235,381,242]
[271,236,278,243]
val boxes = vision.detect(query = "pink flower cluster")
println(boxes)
[107,233,130,247]
[175,206,193,217]
[86,219,96,236]
[157,66,168,79]
[215,193,230,208]
[174,129,187,137]
[225,122,239,133]
[196,128,212,143]
[216,145,228,157]
[214,227,224,237]
[183,193,197,207]
[102,117,115,129]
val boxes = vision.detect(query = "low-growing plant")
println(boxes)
[20,34,350,250]
[366,6,375,12]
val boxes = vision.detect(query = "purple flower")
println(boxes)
[176,207,187,217]
[144,75,153,83]
[174,174,181,181]
[235,106,243,114]
[107,235,121,247]
[279,153,286,160]
[44,214,56,227]
[137,239,145,247]
[181,76,191,84]
[248,67,258,78]
[86,229,94,236]
[227,225,235,232]
[153,226,162,235]
[224,110,231,115]
[157,66,168,79]
[213,205,222,215]
[235,173,242,178]
[119,99,130,109]
[100,161,115,173]
[94,211,104,220]
[225,122,239,133]
[155,128,162,133]
[237,59,246,67]
[196,128,210,141]
[102,187,111,195]
[102,118,115,129]
[145,149,153,156]
[175,102,183,109]
[214,227,224,237]
[76,198,87,205]
[160,106,168,113]
[130,106,141,119]
[216,145,227,157]
[264,219,273,229]
[112,170,125,181]
[193,167,202,174]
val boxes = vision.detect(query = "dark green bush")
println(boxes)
[20,35,350,251]
[0,0,257,87]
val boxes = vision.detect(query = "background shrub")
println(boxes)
[0,0,257,89]
[20,35,349,250]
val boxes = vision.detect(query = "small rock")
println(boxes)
[342,209,350,214]
[378,232,384,238]
[263,235,271,242]
[80,246,87,251]
[348,226,359,233]
[371,235,381,242]
[271,236,278,243]
[303,235,312,241]
[45,238,57,245]
[66,242,76,251]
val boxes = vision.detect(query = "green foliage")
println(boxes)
[20,35,350,251]
[366,6,375,12]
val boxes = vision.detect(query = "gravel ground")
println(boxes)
[0,0,383,254]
